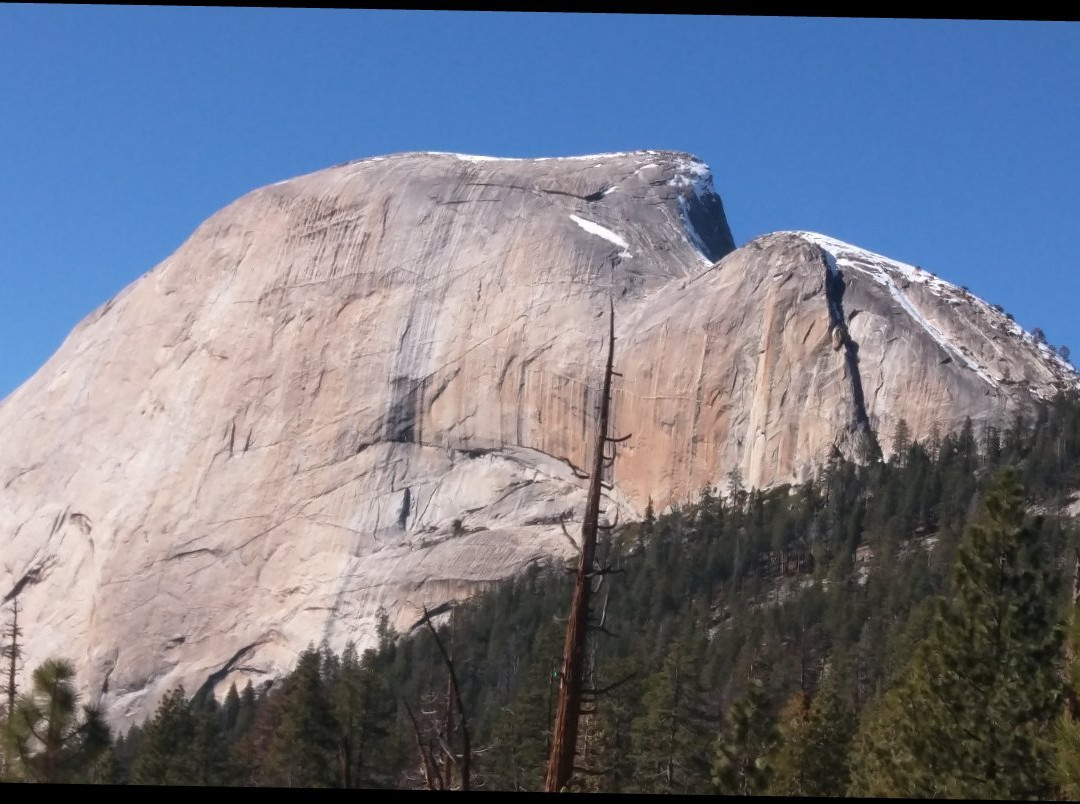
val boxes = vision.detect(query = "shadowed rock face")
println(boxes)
[0,150,1072,726]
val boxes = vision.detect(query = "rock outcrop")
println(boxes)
[0,150,1073,727]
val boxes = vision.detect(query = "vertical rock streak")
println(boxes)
[822,250,874,437]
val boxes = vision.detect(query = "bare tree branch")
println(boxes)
[545,294,625,793]
[559,517,580,552]
[582,672,638,697]
[420,606,472,792]
[404,701,440,791]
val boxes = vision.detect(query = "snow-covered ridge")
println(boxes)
[417,149,723,265]
[421,150,654,163]
[667,156,719,264]
[793,230,996,386]
[416,149,721,266]
[272,151,679,185]
[789,231,1079,394]
[262,148,728,270]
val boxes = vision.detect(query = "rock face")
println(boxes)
[0,150,1074,727]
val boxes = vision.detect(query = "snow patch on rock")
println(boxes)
[668,156,719,264]
[569,214,632,259]
[422,151,644,163]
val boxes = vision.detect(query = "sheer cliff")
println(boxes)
[0,150,1073,726]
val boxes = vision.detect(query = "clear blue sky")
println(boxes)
[2,8,1079,400]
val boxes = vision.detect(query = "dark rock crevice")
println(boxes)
[3,557,55,604]
[821,251,879,457]
[193,637,272,702]
[462,181,610,203]
[537,186,609,202]
[398,487,412,530]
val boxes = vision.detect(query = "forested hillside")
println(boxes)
[5,392,1080,793]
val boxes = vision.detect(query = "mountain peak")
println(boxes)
[0,152,1070,727]
[782,230,1079,396]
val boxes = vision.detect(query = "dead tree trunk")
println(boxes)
[419,607,472,791]
[2,596,21,778]
[404,701,441,790]
[545,298,621,793]
[4,596,20,719]
[1073,548,1080,608]
[665,656,680,790]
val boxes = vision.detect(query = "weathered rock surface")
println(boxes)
[0,150,1074,727]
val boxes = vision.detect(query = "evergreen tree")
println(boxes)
[487,622,561,791]
[764,689,811,795]
[891,418,912,465]
[265,646,340,787]
[2,657,110,782]
[220,682,240,735]
[58,393,1080,792]
[234,682,287,786]
[1053,560,1080,799]
[711,677,778,795]
[132,686,235,786]
[132,688,198,784]
[329,641,398,788]
[629,640,710,793]
[849,469,1063,798]
[190,692,237,785]
[769,665,854,796]
[233,681,256,742]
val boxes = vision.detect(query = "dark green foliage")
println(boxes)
[132,686,235,785]
[486,621,562,791]
[328,641,399,788]
[768,665,855,796]
[629,640,710,793]
[849,470,1064,798]
[261,646,339,787]
[2,658,111,782]
[712,678,778,794]
[233,681,256,741]
[1054,606,1080,797]
[220,683,240,735]
[132,688,197,785]
[74,391,1080,790]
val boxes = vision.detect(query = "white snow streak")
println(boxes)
[569,214,632,259]
[422,152,517,163]
[668,157,716,264]
[422,151,643,163]
[793,231,999,388]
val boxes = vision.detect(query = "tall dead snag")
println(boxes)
[406,606,473,791]
[3,596,20,719]
[1,596,22,777]
[545,297,628,793]
[404,701,441,790]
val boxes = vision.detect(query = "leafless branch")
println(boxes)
[559,518,580,552]
[421,606,472,791]
[404,701,440,791]
[582,672,637,697]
